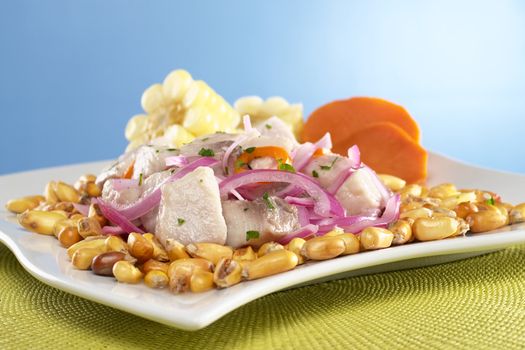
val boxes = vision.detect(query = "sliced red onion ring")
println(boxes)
[230,189,245,201]
[347,145,361,168]
[114,157,219,220]
[292,132,333,171]
[278,224,319,245]
[111,179,139,191]
[296,206,310,227]
[284,196,315,207]
[219,169,345,217]
[101,226,126,235]
[72,203,90,216]
[165,155,189,167]
[95,198,144,234]
[243,114,252,131]
[318,194,400,234]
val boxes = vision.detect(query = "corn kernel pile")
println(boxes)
[124,69,304,151]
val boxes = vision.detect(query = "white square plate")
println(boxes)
[1,152,524,330]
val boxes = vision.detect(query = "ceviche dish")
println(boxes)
[6,69,525,293]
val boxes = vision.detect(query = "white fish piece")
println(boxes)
[335,168,383,216]
[155,167,227,246]
[180,132,237,157]
[244,117,298,154]
[303,154,353,188]
[101,179,141,208]
[139,170,172,232]
[132,146,179,180]
[223,197,300,248]
[96,147,139,186]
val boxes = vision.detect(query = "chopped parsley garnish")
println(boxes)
[262,192,275,209]
[243,207,249,212]
[320,157,338,171]
[155,149,160,153]
[170,168,176,174]
[246,230,260,240]
[138,173,144,186]
[245,147,256,154]
[312,170,319,178]
[167,148,177,152]
[235,159,247,168]
[265,124,272,129]
[486,197,495,205]
[201,137,209,142]
[224,167,230,175]
[278,163,296,172]
[177,218,185,226]
[198,148,215,157]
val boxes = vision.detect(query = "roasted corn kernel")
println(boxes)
[18,210,67,235]
[360,227,394,250]
[186,242,233,265]
[242,250,298,280]
[113,261,143,284]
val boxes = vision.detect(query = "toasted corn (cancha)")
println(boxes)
[113,260,143,284]
[360,227,394,250]
[141,259,169,274]
[91,251,126,276]
[378,174,406,191]
[5,195,43,214]
[301,235,345,260]
[71,247,105,270]
[168,265,193,293]
[400,207,433,221]
[466,209,507,233]
[285,237,306,264]
[232,246,257,262]
[77,217,103,238]
[104,235,129,253]
[67,237,106,259]
[55,181,81,203]
[165,239,190,260]
[454,202,479,219]
[85,182,102,197]
[214,258,242,288]
[143,233,169,262]
[144,270,169,289]
[190,270,215,292]
[440,191,477,210]
[88,203,107,227]
[338,233,361,255]
[389,220,412,245]
[44,181,59,204]
[18,210,67,235]
[510,203,525,224]
[167,258,213,278]
[127,232,154,263]
[412,217,460,241]
[257,242,284,257]
[57,225,82,248]
[186,242,233,265]
[428,183,459,199]
[242,250,298,280]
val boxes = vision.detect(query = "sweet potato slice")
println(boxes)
[333,122,427,183]
[301,97,420,144]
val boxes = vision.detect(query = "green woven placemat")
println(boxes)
[1,242,524,350]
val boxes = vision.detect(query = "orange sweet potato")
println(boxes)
[301,97,420,144]
[333,122,427,183]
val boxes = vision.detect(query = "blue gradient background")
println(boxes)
[1,1,524,174]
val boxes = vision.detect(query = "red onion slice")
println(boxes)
[72,203,90,216]
[219,169,345,217]
[165,156,189,167]
[101,226,126,235]
[284,196,315,207]
[278,224,319,245]
[95,198,144,234]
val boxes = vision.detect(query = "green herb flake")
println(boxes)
[265,124,272,129]
[177,218,185,226]
[246,230,260,240]
[138,173,144,186]
[486,197,496,205]
[243,207,249,212]
[278,163,296,173]
[224,167,230,176]
[320,157,339,171]
[167,148,177,152]
[245,147,256,154]
[312,170,319,178]
[198,148,215,157]
[262,192,275,209]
